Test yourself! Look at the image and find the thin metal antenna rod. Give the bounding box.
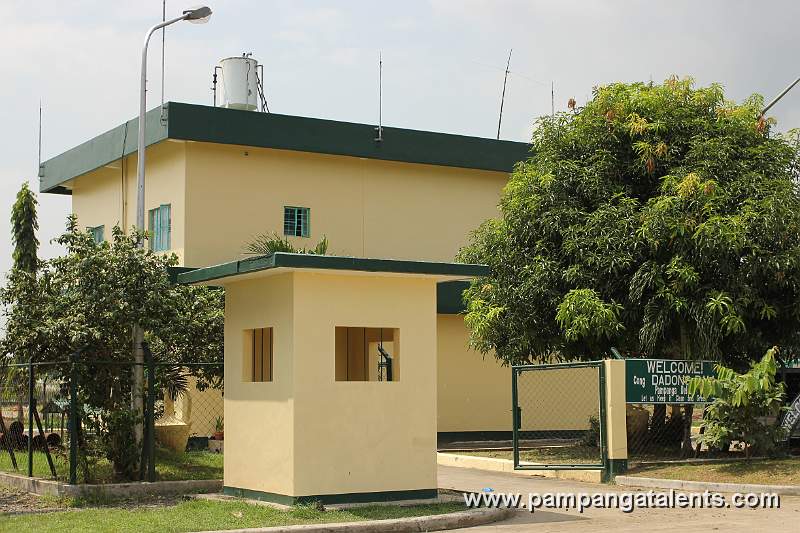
[497,49,512,139]
[37,100,42,170]
[375,51,383,142]
[551,81,554,117]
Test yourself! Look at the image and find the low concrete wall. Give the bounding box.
[616,475,800,496]
[437,453,602,483]
[0,471,221,498]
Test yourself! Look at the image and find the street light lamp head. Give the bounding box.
[183,6,212,24]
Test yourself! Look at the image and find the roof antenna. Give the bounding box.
[496,49,512,139]
[37,100,42,173]
[374,51,383,143]
[551,81,555,117]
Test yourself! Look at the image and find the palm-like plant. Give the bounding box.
[244,232,329,256]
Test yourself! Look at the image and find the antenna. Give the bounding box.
[37,100,42,171]
[375,51,383,142]
[496,49,512,140]
[551,81,554,117]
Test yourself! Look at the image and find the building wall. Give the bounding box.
[437,315,511,433]
[291,271,437,496]
[69,141,187,262]
[184,142,507,266]
[223,273,295,496]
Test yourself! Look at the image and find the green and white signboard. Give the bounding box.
[625,359,714,404]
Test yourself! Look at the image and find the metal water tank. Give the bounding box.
[217,56,259,111]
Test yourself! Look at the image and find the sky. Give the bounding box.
[0,0,798,275]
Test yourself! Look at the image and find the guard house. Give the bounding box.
[179,253,488,503]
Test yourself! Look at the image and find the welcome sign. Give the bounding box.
[625,359,714,404]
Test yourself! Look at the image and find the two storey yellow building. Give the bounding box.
[39,102,531,441]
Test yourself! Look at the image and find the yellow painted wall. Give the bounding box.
[223,273,295,496]
[184,142,507,266]
[70,141,187,262]
[291,271,437,496]
[436,315,510,432]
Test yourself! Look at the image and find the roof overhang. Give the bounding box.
[39,102,531,194]
[176,252,489,287]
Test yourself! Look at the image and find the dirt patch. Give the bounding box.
[0,484,66,515]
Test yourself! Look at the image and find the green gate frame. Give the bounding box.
[511,361,607,471]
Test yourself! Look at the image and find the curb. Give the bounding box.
[437,452,603,484]
[615,475,800,496]
[0,471,221,498]
[194,507,514,533]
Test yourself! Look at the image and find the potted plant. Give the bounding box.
[213,416,224,441]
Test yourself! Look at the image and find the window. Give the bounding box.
[88,225,104,243]
[335,327,398,382]
[148,204,171,251]
[243,327,273,382]
[283,206,310,238]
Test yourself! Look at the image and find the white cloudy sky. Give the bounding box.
[0,0,798,274]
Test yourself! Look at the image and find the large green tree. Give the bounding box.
[1,218,224,479]
[460,77,800,369]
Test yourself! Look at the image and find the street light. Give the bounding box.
[137,6,212,236]
[133,6,211,476]
[761,75,800,117]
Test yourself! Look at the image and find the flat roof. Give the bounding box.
[39,102,531,194]
[176,253,489,285]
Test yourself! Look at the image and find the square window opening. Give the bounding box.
[283,206,310,238]
[335,327,398,382]
[243,327,274,382]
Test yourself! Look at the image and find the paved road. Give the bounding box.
[438,465,799,532]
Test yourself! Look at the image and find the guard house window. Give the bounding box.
[335,327,398,382]
[284,206,310,238]
[88,225,105,243]
[243,327,273,382]
[148,204,171,252]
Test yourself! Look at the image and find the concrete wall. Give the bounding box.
[223,273,295,497]
[184,142,507,265]
[437,315,510,433]
[291,271,437,496]
[70,141,187,262]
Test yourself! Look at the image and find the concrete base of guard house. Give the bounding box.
[437,452,604,483]
[0,470,221,498]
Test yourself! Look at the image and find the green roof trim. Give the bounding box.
[40,102,531,194]
[176,252,489,285]
[437,280,472,314]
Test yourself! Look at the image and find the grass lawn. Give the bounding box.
[0,499,464,533]
[444,446,602,464]
[627,457,800,485]
[0,447,223,483]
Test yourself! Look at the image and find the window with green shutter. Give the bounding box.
[88,225,104,243]
[148,204,172,252]
[283,206,310,238]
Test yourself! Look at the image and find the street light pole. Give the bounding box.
[761,75,800,117]
[133,6,212,460]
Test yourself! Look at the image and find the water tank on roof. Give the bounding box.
[216,55,259,111]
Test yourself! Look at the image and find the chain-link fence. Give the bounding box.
[626,403,703,466]
[512,362,605,469]
[0,355,223,484]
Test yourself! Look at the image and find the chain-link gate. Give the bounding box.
[512,361,606,471]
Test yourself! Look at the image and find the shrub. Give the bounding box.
[581,415,601,447]
[688,347,787,457]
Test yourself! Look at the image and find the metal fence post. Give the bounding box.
[27,359,34,478]
[511,367,520,468]
[69,351,78,485]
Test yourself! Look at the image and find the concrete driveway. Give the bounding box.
[438,465,799,532]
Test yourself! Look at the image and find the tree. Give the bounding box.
[11,182,39,274]
[459,77,800,369]
[0,218,224,480]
